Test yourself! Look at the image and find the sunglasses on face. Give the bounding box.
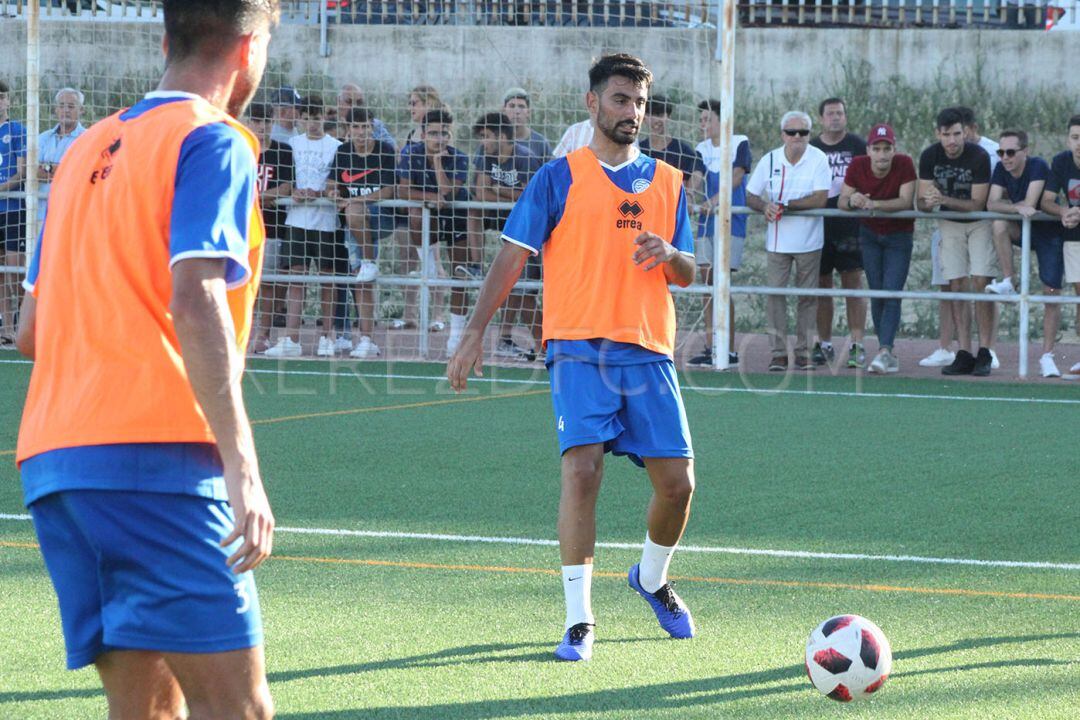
[783,129,811,137]
[996,148,1025,158]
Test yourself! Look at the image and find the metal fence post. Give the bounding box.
[25,0,40,258]
[319,0,330,57]
[1017,216,1031,378]
[419,205,432,360]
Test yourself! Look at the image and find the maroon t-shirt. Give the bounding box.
[843,154,917,235]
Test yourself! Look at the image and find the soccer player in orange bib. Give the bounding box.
[15,2,278,716]
[447,54,698,661]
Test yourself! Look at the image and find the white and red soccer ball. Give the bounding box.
[805,614,892,702]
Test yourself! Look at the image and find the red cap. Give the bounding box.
[867,123,896,146]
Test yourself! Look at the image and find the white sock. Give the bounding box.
[638,533,676,593]
[448,313,467,342]
[820,340,833,350]
[562,564,594,630]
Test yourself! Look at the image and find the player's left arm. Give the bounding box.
[633,186,696,286]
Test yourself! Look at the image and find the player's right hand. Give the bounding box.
[222,462,275,574]
[446,329,484,393]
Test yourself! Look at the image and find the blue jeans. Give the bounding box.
[859,227,913,350]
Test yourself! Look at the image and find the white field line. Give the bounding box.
[1,513,1076,571]
[3,358,1080,405]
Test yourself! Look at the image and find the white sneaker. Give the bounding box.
[868,350,887,374]
[919,348,955,367]
[985,277,1015,295]
[316,336,335,357]
[333,335,354,353]
[1040,352,1061,378]
[356,261,379,283]
[990,349,1000,370]
[349,335,380,359]
[265,337,302,358]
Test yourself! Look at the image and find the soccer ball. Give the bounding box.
[805,614,892,702]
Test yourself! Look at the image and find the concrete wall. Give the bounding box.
[1,22,1075,102]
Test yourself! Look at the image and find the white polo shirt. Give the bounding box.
[746,144,832,253]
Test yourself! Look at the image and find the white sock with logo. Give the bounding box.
[638,533,676,593]
[562,564,594,630]
[448,313,467,343]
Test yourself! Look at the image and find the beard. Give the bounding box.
[597,113,639,146]
[226,68,260,119]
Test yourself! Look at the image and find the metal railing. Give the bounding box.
[4,0,1077,28]
[7,190,1073,377]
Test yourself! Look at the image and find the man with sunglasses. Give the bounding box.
[984,131,1061,377]
[746,111,831,371]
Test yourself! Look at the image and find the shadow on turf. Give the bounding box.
[269,638,662,682]
[274,632,1079,719]
[4,633,1073,709]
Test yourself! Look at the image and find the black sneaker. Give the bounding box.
[942,349,976,375]
[728,351,739,365]
[768,356,788,372]
[688,348,713,367]
[972,347,993,376]
[811,342,834,366]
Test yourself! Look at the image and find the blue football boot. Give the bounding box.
[628,563,696,639]
[554,622,595,661]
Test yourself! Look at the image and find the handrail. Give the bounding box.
[3,196,1076,377]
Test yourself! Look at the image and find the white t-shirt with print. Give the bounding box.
[286,134,341,232]
[746,145,832,253]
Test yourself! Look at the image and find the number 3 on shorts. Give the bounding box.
[234,581,252,614]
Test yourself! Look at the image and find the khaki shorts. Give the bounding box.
[938,219,997,281]
[930,230,945,286]
[1065,242,1080,284]
[695,233,745,271]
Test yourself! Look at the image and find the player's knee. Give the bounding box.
[187,689,273,720]
[562,453,603,492]
[657,474,694,508]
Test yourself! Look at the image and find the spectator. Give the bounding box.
[270,85,301,143]
[404,84,444,146]
[917,106,995,376]
[838,123,917,374]
[36,87,86,221]
[810,97,868,369]
[956,106,1000,174]
[336,83,396,149]
[745,111,831,371]
[554,119,594,158]
[246,102,295,355]
[922,105,1001,371]
[688,98,751,367]
[0,79,27,347]
[469,111,543,361]
[397,108,471,355]
[398,85,451,331]
[1040,114,1080,377]
[328,106,398,360]
[267,95,344,358]
[503,87,553,162]
[984,129,1060,376]
[640,94,699,184]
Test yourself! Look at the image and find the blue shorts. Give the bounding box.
[29,490,263,670]
[1031,235,1064,290]
[549,358,693,467]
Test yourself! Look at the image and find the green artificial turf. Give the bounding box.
[0,358,1077,718]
